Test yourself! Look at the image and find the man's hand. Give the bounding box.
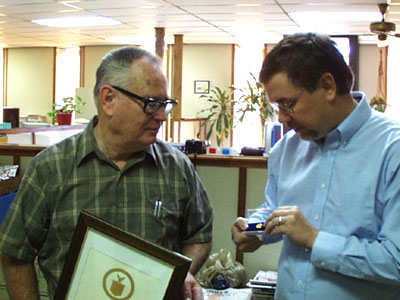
[182,272,203,300]
[231,217,263,252]
[264,206,319,249]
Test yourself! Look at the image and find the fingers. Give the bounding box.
[191,284,203,300]
[182,273,203,300]
[231,217,263,252]
[237,235,263,252]
[266,206,293,222]
[264,207,295,235]
[232,217,248,231]
[264,215,285,235]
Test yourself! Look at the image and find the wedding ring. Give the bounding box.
[278,215,282,225]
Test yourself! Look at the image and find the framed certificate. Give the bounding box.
[194,80,210,94]
[54,211,192,300]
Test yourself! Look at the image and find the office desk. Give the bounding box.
[0,145,269,265]
[0,124,86,165]
[188,154,268,264]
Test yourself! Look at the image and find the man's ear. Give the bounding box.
[320,72,336,102]
[99,85,116,116]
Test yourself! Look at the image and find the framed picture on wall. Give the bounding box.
[194,80,210,94]
[54,211,192,300]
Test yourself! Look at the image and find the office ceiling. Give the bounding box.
[0,0,399,48]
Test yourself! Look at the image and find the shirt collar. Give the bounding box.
[326,92,371,144]
[76,116,99,166]
[76,116,158,167]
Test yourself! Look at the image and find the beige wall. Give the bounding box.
[358,45,380,101]
[197,165,282,280]
[83,45,123,89]
[182,44,233,118]
[6,47,54,118]
[178,44,233,145]
[76,45,124,120]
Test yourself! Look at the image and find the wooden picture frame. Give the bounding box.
[54,211,192,300]
[194,80,210,94]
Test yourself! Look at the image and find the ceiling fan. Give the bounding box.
[370,3,400,41]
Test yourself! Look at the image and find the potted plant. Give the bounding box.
[233,73,276,144]
[47,96,86,125]
[197,86,235,147]
[369,95,387,112]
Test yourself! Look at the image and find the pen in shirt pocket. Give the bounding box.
[153,200,163,218]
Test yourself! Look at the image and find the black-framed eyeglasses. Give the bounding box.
[112,85,178,115]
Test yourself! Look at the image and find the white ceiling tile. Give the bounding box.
[277,0,381,3]
[0,0,393,46]
[0,0,53,4]
[178,4,282,14]
[0,3,65,14]
[73,0,167,10]
[281,4,380,13]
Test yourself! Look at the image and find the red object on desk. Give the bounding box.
[56,113,72,125]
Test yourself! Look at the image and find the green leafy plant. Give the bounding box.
[369,96,387,112]
[47,96,86,123]
[197,86,235,147]
[233,73,275,142]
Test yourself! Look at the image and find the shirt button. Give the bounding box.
[297,280,303,286]
[321,261,326,267]
[304,248,309,252]
[342,141,347,146]
[314,215,319,221]
[320,183,326,189]
[327,151,331,156]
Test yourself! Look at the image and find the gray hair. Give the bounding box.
[93,46,162,108]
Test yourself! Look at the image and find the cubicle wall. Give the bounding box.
[196,165,282,281]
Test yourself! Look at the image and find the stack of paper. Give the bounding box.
[203,287,252,300]
[247,270,277,300]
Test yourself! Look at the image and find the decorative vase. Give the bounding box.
[56,112,72,125]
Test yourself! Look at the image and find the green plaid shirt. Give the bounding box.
[0,117,213,298]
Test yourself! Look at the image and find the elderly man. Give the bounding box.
[0,47,213,300]
[232,33,400,299]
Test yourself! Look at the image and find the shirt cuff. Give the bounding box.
[311,231,346,272]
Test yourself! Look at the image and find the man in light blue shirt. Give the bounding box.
[232,33,400,299]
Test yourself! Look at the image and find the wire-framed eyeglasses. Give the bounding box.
[112,85,178,115]
[271,101,297,115]
[270,90,303,115]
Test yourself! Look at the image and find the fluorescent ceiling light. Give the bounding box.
[32,16,120,28]
[0,43,7,47]
[289,11,381,23]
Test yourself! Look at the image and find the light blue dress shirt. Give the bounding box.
[250,96,400,299]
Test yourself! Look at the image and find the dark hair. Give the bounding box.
[93,46,161,107]
[259,33,353,95]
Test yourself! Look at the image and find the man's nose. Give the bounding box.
[278,109,291,124]
[152,106,168,121]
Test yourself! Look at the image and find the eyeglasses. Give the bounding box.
[270,90,303,115]
[271,101,297,115]
[112,85,178,115]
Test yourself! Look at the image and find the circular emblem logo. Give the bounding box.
[102,268,135,300]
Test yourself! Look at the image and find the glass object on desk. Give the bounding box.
[245,207,272,235]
